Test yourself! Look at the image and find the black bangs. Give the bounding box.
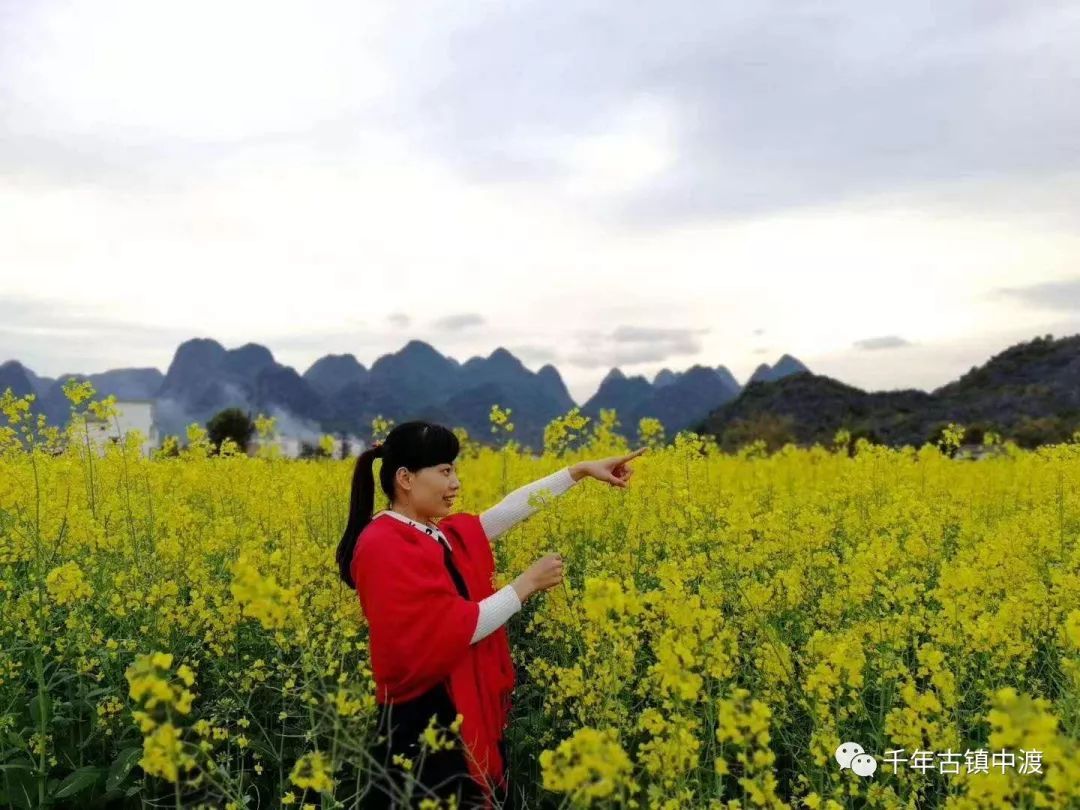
[381,421,459,480]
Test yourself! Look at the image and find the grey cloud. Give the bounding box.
[261,330,376,352]
[388,313,411,328]
[508,344,558,364]
[853,335,913,350]
[991,278,1080,312]
[0,294,191,374]
[0,295,192,345]
[565,324,706,368]
[431,313,484,331]
[5,1,1077,232]
[0,129,276,192]
[387,1,1080,225]
[0,294,173,336]
[610,325,707,346]
[564,344,688,368]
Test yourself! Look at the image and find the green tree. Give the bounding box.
[836,426,882,458]
[206,408,255,455]
[298,440,331,459]
[1011,416,1074,449]
[720,413,796,454]
[926,422,965,458]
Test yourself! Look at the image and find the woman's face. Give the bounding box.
[397,460,460,519]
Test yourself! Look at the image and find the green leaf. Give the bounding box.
[0,764,35,809]
[106,746,142,793]
[53,765,106,798]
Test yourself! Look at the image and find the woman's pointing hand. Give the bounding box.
[571,446,648,489]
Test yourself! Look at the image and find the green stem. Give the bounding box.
[34,649,47,808]
[82,415,97,518]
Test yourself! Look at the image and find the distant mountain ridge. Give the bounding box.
[1,339,806,450]
[699,333,1080,450]
[580,363,745,439]
[7,333,1080,452]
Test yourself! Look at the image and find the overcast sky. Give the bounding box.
[2,0,1079,404]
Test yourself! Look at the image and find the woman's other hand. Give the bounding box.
[512,553,564,602]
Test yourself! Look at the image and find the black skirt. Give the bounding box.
[358,679,509,809]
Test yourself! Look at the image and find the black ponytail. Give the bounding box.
[336,442,383,589]
[337,421,460,588]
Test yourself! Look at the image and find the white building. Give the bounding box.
[82,399,160,458]
[334,435,366,458]
[246,434,366,459]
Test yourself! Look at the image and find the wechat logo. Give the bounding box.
[835,742,878,777]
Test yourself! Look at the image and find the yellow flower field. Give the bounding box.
[1,383,1078,809]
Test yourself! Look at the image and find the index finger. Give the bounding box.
[620,446,648,461]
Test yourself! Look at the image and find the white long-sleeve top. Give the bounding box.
[374,466,579,643]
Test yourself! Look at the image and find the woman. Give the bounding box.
[336,421,646,809]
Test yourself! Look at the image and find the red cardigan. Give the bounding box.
[352,511,516,804]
